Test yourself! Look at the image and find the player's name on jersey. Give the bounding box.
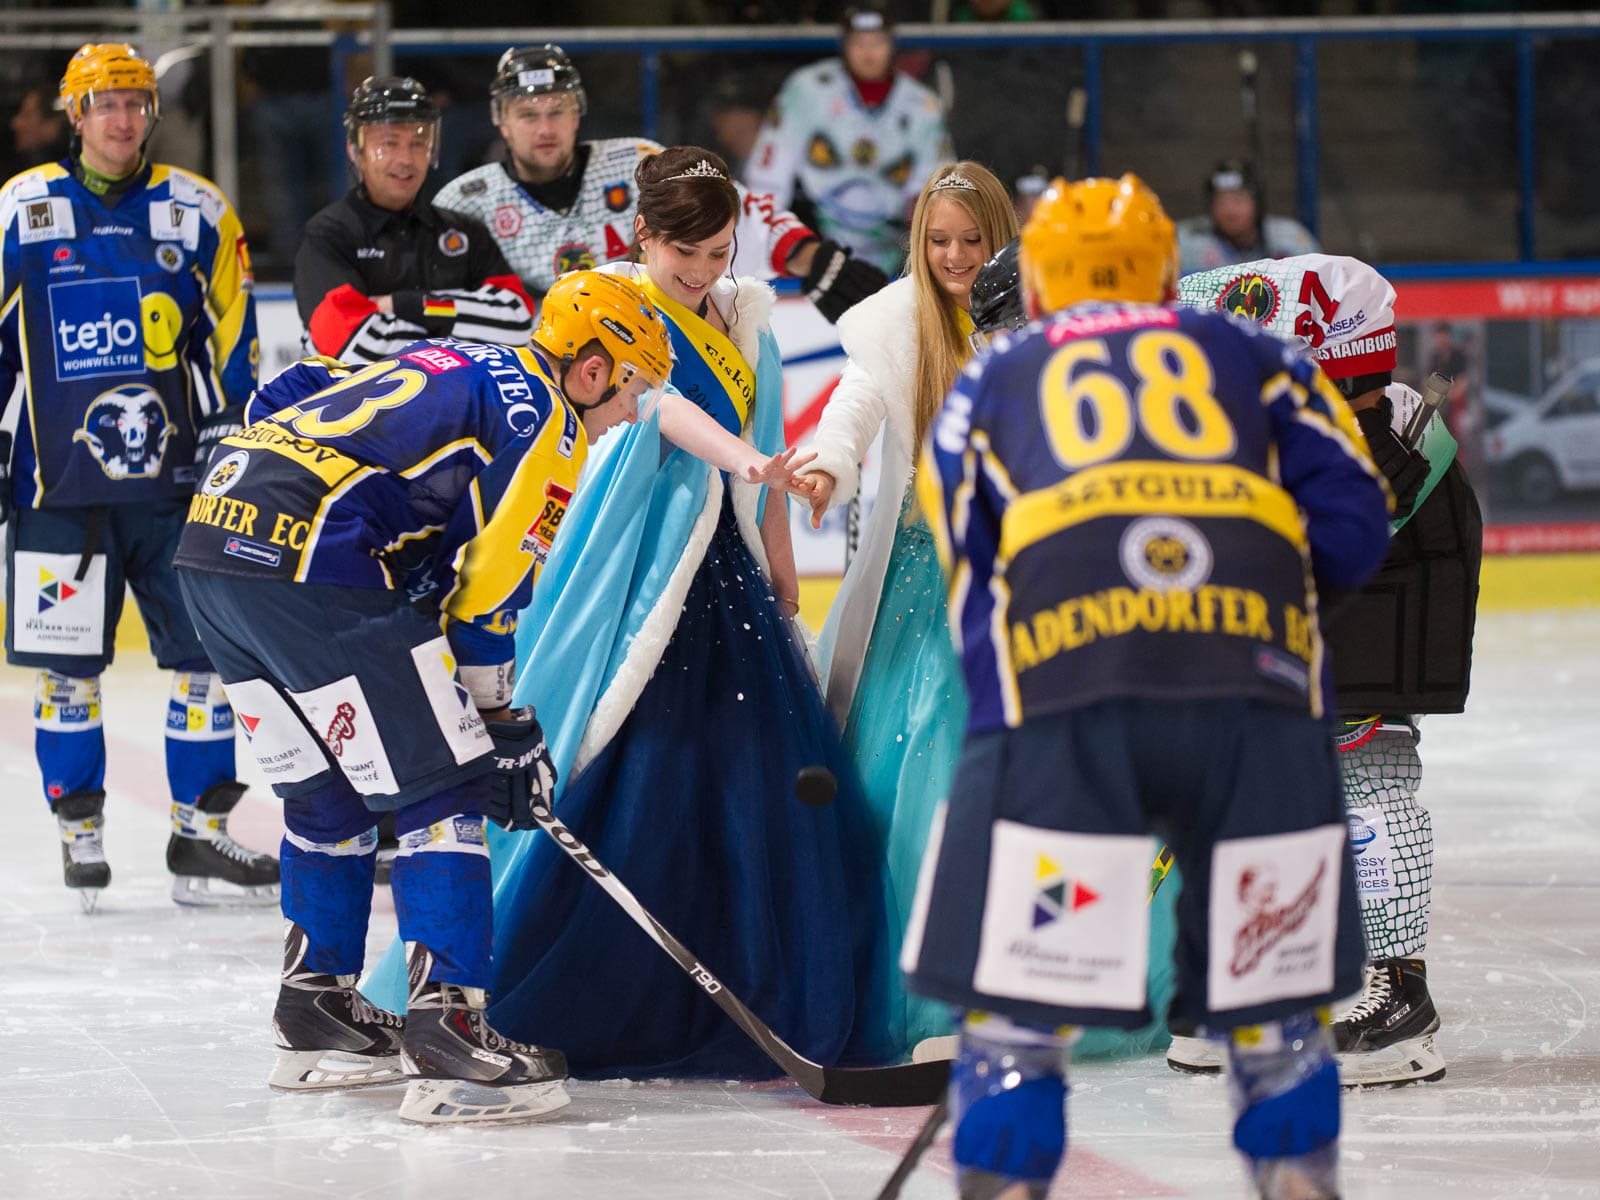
[1008,585,1316,673]
[185,491,310,550]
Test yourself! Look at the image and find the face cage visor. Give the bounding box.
[74,87,158,126]
[614,359,666,422]
[353,120,440,169]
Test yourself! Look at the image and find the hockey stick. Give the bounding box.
[527,796,950,1107]
[1401,371,1452,450]
[873,842,1178,1198]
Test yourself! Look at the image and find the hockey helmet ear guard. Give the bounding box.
[534,271,674,410]
[59,42,159,125]
[1019,174,1178,316]
[344,76,441,168]
[491,44,587,121]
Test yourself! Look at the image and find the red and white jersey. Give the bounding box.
[434,137,815,298]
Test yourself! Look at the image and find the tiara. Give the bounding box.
[931,171,978,192]
[664,159,726,182]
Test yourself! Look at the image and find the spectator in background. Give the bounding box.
[241,46,338,275]
[1176,157,1319,275]
[951,0,1039,18]
[5,83,69,178]
[1427,321,1482,476]
[745,3,951,276]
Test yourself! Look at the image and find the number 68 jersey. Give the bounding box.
[921,303,1393,735]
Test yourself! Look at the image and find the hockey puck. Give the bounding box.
[795,765,837,808]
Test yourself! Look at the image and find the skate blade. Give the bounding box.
[1165,1036,1224,1074]
[1338,1033,1447,1088]
[73,887,106,915]
[911,1035,959,1064]
[397,1077,571,1126]
[269,1049,404,1091]
[171,875,280,908]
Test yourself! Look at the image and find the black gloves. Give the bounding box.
[193,408,245,482]
[1356,399,1430,521]
[799,238,891,324]
[482,708,557,831]
[0,431,11,527]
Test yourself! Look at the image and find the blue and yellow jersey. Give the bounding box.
[0,159,258,507]
[921,303,1393,734]
[172,339,586,673]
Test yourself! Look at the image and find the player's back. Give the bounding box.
[940,303,1387,732]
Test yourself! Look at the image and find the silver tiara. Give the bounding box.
[931,171,978,192]
[664,159,727,182]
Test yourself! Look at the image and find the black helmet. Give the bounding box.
[840,2,893,37]
[1205,157,1261,204]
[491,44,587,119]
[344,75,439,146]
[970,238,1026,337]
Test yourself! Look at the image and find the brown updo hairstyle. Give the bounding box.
[634,145,741,252]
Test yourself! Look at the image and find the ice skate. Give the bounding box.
[56,790,111,913]
[1165,1015,1223,1074]
[167,781,280,907]
[397,943,570,1126]
[1331,957,1445,1086]
[270,923,405,1091]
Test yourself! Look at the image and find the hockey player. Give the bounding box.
[0,43,275,910]
[903,176,1393,1199]
[294,76,535,363]
[1168,254,1483,1086]
[172,271,673,1124]
[745,4,952,277]
[433,44,888,323]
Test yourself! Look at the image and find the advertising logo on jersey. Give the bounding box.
[520,481,573,564]
[1030,853,1100,929]
[223,536,283,568]
[1118,516,1214,592]
[18,196,75,245]
[438,228,469,257]
[149,198,200,251]
[36,569,80,613]
[553,241,597,276]
[1217,272,1281,323]
[493,204,522,237]
[807,134,838,168]
[48,277,143,380]
[603,181,630,213]
[73,384,172,480]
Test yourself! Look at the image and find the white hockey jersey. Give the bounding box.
[434,137,814,298]
[745,59,951,275]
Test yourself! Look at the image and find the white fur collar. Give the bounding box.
[596,262,775,370]
[835,275,917,395]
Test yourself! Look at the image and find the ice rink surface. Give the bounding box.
[1,610,1597,1200]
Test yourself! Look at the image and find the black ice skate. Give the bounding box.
[269,923,405,1091]
[398,942,570,1125]
[56,790,111,913]
[1165,1014,1223,1074]
[166,781,280,907]
[1331,957,1445,1086]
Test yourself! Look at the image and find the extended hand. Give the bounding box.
[801,470,837,529]
[743,446,819,494]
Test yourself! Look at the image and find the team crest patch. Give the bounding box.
[493,205,522,237]
[73,384,172,480]
[883,152,914,187]
[155,244,183,273]
[1217,272,1281,323]
[438,228,469,257]
[603,181,630,212]
[807,134,839,168]
[553,242,597,274]
[851,138,878,166]
[460,177,488,197]
[1118,516,1213,592]
[203,450,249,497]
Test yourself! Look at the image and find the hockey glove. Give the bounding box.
[192,408,245,486]
[1356,399,1430,521]
[0,431,11,528]
[800,238,891,324]
[482,709,557,832]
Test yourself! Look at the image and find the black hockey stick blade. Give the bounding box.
[529,799,949,1107]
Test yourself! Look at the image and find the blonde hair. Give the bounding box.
[908,161,1018,450]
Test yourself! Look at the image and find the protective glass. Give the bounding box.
[356,121,440,168]
[968,329,990,355]
[615,363,666,422]
[79,89,154,124]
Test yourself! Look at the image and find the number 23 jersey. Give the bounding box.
[922,304,1392,734]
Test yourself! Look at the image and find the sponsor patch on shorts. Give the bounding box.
[222,536,282,567]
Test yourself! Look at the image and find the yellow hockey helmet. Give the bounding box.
[1019,174,1178,315]
[534,271,673,397]
[59,43,159,123]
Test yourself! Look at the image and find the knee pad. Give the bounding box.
[1228,1013,1341,1161]
[34,671,103,732]
[282,779,378,847]
[165,672,237,806]
[950,1013,1069,1195]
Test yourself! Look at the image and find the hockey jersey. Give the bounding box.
[922,304,1392,734]
[745,59,951,274]
[172,340,586,675]
[435,138,815,298]
[0,159,257,508]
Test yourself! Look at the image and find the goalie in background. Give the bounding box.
[905,177,1391,1199]
[172,272,672,1125]
[1170,254,1483,1086]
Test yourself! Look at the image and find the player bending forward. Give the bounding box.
[904,177,1392,1199]
[172,272,671,1125]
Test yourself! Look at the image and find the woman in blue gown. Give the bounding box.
[461,147,893,1077]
